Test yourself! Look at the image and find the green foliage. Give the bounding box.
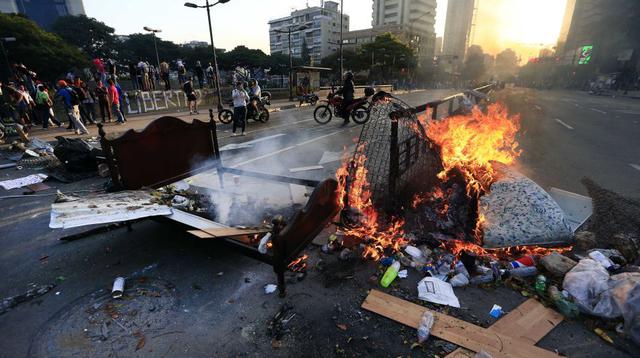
[495,48,519,79]
[462,45,486,81]
[358,33,415,81]
[51,15,116,59]
[0,13,88,81]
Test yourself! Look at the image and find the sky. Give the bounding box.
[84,0,566,60]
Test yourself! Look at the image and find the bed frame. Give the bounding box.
[97,110,340,296]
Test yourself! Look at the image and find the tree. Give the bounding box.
[51,15,117,59]
[495,48,519,80]
[0,13,88,81]
[118,33,181,65]
[300,38,311,66]
[218,45,269,70]
[357,33,415,81]
[462,45,486,82]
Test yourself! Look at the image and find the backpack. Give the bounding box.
[66,87,81,106]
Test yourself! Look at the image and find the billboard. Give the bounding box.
[578,45,593,65]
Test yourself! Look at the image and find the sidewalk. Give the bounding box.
[23,98,310,143]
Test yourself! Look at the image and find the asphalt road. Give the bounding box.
[0,88,636,357]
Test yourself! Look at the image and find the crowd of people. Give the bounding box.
[128,58,217,92]
[0,61,129,136]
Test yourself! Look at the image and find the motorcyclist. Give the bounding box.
[248,79,261,117]
[337,71,354,126]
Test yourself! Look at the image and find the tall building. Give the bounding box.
[371,0,437,62]
[559,0,639,70]
[434,36,443,56]
[441,0,475,66]
[268,1,349,65]
[0,0,85,29]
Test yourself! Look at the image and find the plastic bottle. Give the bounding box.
[470,272,494,285]
[508,266,538,278]
[380,260,400,288]
[417,311,434,343]
[535,275,547,295]
[547,285,580,318]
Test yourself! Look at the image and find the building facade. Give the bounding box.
[0,0,85,29]
[268,1,349,65]
[441,0,474,67]
[371,0,437,62]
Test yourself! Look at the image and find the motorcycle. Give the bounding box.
[313,87,375,125]
[298,92,319,106]
[218,91,271,124]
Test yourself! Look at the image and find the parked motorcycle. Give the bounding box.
[298,92,319,106]
[218,91,271,124]
[313,87,375,125]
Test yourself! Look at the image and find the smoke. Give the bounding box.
[183,121,339,227]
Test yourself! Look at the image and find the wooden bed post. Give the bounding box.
[98,123,123,190]
[271,215,287,297]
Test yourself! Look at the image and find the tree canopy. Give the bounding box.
[51,15,116,59]
[462,45,486,81]
[0,13,88,81]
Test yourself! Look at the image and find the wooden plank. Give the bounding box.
[361,290,558,358]
[200,227,270,238]
[446,299,564,357]
[187,230,215,239]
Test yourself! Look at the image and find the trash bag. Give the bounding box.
[563,258,640,335]
[562,259,616,317]
[53,136,101,172]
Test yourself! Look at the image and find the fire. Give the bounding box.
[287,254,308,272]
[441,239,573,261]
[425,103,521,194]
[335,147,405,260]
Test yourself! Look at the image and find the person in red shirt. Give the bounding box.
[107,79,125,124]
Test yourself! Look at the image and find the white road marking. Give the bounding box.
[630,164,640,172]
[554,118,574,130]
[229,129,344,168]
[589,108,607,114]
[289,165,324,173]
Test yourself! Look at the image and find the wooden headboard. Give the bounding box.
[98,115,221,190]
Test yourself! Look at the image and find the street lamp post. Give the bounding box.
[143,26,162,71]
[184,0,230,112]
[339,0,344,78]
[274,22,312,101]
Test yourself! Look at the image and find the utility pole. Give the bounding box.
[339,0,344,78]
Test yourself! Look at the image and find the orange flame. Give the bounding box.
[424,103,521,195]
[287,254,308,272]
[440,239,572,260]
[335,147,405,260]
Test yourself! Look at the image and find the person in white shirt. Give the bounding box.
[231,81,249,136]
[248,79,261,116]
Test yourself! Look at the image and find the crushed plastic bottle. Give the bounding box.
[547,285,579,318]
[535,275,547,296]
[417,311,434,343]
[380,260,400,288]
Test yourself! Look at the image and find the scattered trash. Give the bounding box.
[0,284,54,315]
[336,323,347,331]
[264,284,278,294]
[588,250,618,271]
[508,266,538,278]
[594,328,614,344]
[55,291,60,295]
[417,311,434,344]
[112,277,125,299]
[450,273,469,287]
[398,269,408,279]
[417,277,460,308]
[258,232,272,254]
[339,248,353,261]
[405,245,425,261]
[509,255,536,269]
[474,351,494,358]
[535,275,547,296]
[540,252,577,277]
[97,163,110,178]
[547,285,579,318]
[0,173,48,190]
[380,260,400,288]
[489,304,503,318]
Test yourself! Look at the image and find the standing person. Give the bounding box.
[205,62,215,88]
[182,77,198,115]
[15,84,34,128]
[94,80,111,123]
[35,84,61,129]
[177,60,186,85]
[231,81,248,136]
[107,79,125,124]
[72,77,94,124]
[115,80,127,122]
[148,64,156,90]
[55,80,89,135]
[136,58,145,90]
[129,62,138,90]
[195,61,205,89]
[159,60,170,90]
[338,71,355,126]
[80,82,97,124]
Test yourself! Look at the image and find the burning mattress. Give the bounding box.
[479,164,572,248]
